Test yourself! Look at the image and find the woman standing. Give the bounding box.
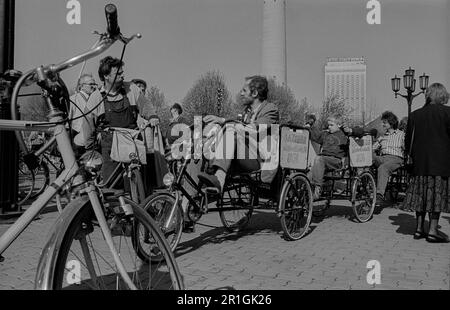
[401,83,450,243]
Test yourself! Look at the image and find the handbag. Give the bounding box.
[110,127,147,164]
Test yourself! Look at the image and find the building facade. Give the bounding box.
[324,57,367,121]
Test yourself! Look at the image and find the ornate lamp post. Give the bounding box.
[391,67,429,117]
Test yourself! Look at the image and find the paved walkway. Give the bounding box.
[1,201,449,290]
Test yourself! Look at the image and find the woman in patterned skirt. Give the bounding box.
[401,83,450,243]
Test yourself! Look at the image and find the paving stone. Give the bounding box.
[1,207,449,290]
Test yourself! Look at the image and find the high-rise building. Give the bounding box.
[324,57,367,121]
[262,0,287,85]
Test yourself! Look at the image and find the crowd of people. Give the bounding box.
[63,55,449,242]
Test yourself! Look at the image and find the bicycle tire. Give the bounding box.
[279,173,313,241]
[17,156,35,206]
[141,191,183,256]
[351,171,376,223]
[30,160,50,199]
[52,198,184,290]
[219,181,254,232]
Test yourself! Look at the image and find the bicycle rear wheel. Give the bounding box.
[52,198,184,290]
[17,156,34,206]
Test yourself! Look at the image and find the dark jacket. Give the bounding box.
[250,101,280,125]
[310,127,347,159]
[309,126,365,159]
[406,104,450,176]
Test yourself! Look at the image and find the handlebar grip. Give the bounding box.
[105,4,120,37]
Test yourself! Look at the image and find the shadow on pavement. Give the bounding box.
[388,213,418,236]
[174,211,283,258]
[311,204,355,225]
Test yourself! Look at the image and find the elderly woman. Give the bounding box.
[401,83,450,243]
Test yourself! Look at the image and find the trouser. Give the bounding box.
[70,129,86,159]
[309,155,343,187]
[373,154,403,195]
[211,123,261,175]
[101,131,120,185]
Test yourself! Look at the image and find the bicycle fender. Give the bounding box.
[34,196,90,290]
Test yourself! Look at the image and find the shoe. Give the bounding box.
[182,221,196,233]
[413,231,427,240]
[426,233,449,243]
[198,172,222,193]
[0,255,4,262]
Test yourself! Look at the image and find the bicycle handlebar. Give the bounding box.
[45,4,128,75]
[10,4,141,153]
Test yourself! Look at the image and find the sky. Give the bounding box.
[14,0,450,120]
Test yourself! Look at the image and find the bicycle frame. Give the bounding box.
[0,23,142,289]
[0,119,79,253]
[0,117,138,289]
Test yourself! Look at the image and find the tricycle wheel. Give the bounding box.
[279,173,313,240]
[218,181,254,232]
[351,171,376,223]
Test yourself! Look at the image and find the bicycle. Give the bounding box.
[0,4,184,290]
[95,126,148,205]
[18,136,66,207]
[141,121,315,255]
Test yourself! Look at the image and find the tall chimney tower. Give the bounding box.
[262,0,287,85]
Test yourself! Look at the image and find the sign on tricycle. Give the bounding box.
[349,136,373,167]
[280,127,310,170]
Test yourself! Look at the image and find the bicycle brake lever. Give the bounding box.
[119,33,142,45]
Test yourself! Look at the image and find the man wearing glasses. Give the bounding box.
[70,73,97,156]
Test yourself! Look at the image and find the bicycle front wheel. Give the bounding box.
[141,192,183,255]
[52,198,184,290]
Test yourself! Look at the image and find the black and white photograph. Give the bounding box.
[0,0,449,293]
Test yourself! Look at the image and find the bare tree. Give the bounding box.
[145,85,171,134]
[317,94,355,129]
[266,79,308,125]
[182,70,232,123]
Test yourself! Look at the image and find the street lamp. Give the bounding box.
[391,67,429,117]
